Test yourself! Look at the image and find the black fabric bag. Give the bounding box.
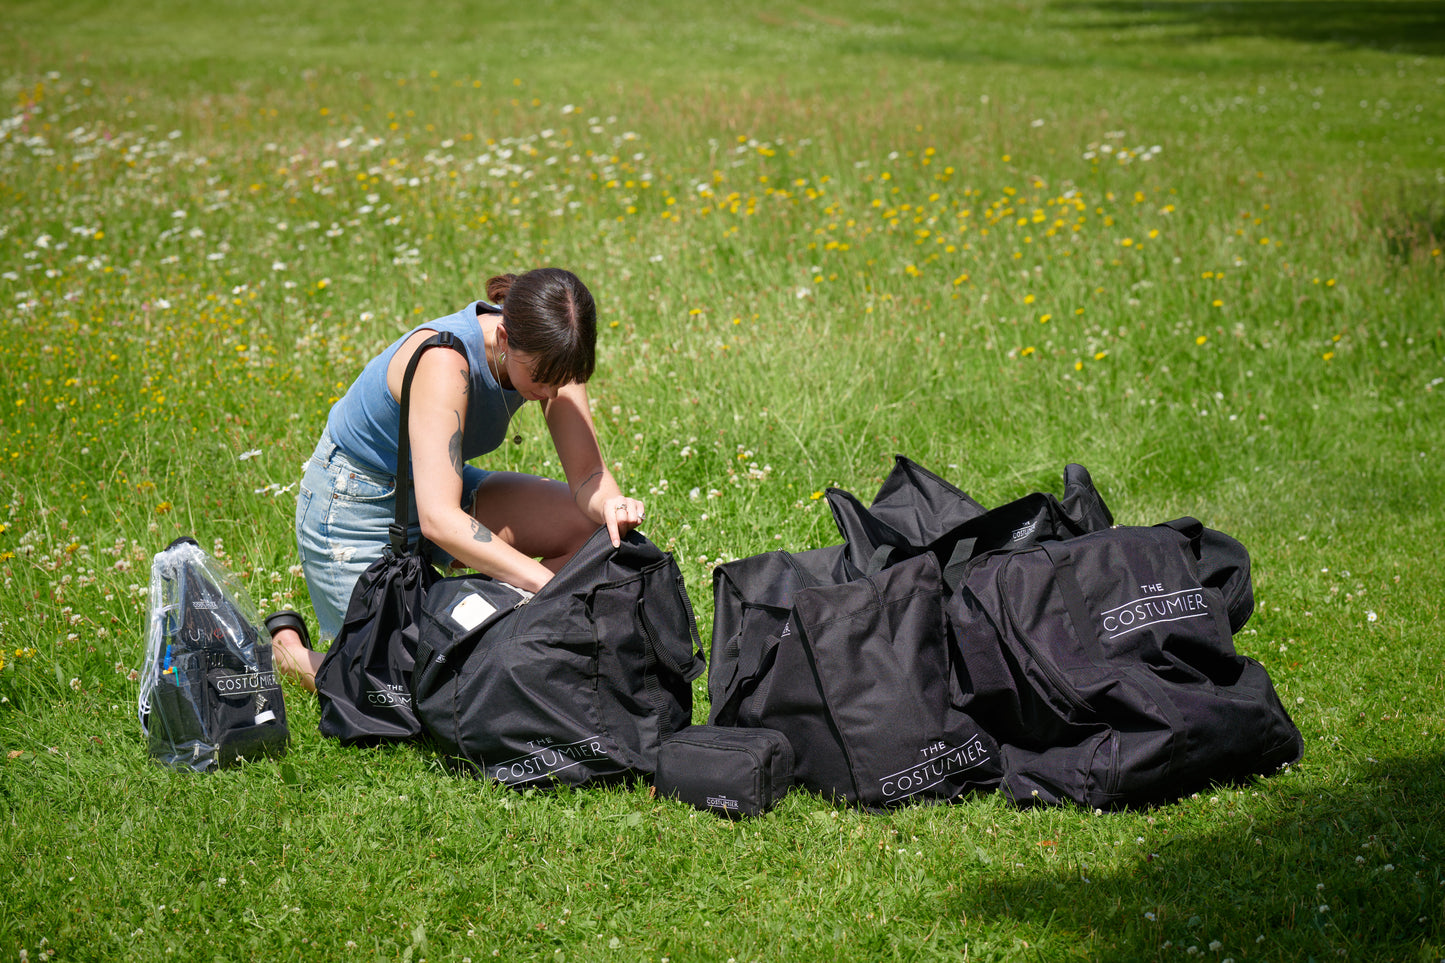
[656,726,794,817]
[709,457,991,720]
[754,552,1001,807]
[314,333,455,746]
[826,456,988,577]
[949,517,1302,808]
[708,459,1006,807]
[707,544,848,726]
[410,526,706,789]
[828,461,1112,582]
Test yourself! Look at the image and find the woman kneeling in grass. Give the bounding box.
[267,268,644,689]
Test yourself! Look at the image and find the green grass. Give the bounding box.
[2,1,1443,960]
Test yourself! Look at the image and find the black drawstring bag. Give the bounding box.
[410,526,706,789]
[313,333,454,746]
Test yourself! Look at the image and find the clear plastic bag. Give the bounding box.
[138,537,288,771]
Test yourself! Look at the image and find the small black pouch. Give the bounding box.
[656,726,794,817]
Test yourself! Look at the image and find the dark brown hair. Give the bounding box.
[485,268,597,385]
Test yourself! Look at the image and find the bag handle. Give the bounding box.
[390,331,462,554]
[1039,540,1104,662]
[635,597,686,743]
[1159,516,1204,552]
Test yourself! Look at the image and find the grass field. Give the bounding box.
[2,1,1443,960]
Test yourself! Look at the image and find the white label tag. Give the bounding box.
[253,710,277,725]
[450,592,498,631]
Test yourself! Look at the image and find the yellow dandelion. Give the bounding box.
[1039,314,1052,324]
[1196,336,1208,345]
[1021,346,1036,357]
[1094,351,1108,361]
[810,491,824,501]
[1323,351,1335,361]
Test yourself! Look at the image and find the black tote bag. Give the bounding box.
[314,333,454,745]
[747,552,1002,807]
[707,545,849,726]
[411,526,706,789]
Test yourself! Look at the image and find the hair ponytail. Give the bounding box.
[485,273,518,304]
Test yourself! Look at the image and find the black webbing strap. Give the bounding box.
[390,331,462,554]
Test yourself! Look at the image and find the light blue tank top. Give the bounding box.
[325,302,525,477]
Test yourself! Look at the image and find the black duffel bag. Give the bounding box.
[410,526,706,789]
[949,517,1301,808]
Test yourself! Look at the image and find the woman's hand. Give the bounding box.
[603,494,646,548]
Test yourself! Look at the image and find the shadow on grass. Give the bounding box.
[967,752,1445,960]
[1054,1,1445,57]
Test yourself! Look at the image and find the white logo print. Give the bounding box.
[1010,520,1039,543]
[366,684,413,709]
[1100,588,1210,640]
[878,735,993,802]
[211,671,277,694]
[490,737,621,785]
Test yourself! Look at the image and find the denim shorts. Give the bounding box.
[294,430,488,642]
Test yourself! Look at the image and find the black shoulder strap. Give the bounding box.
[390,331,462,554]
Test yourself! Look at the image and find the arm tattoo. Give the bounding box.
[469,518,493,544]
[447,411,464,478]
